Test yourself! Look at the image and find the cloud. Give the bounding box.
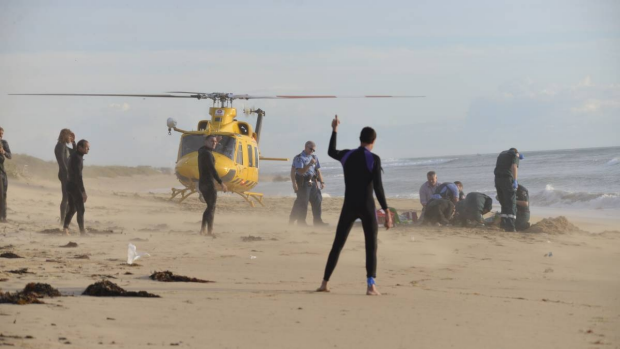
[109,103,130,112]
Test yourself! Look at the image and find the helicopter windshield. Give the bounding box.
[180,134,236,160]
[213,136,236,160]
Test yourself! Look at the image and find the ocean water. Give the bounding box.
[255,146,620,211]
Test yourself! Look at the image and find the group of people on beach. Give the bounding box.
[0,116,529,295]
[417,162,531,232]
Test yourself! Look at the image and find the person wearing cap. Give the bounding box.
[198,135,228,236]
[0,127,11,223]
[289,140,328,226]
[515,184,530,231]
[494,148,523,232]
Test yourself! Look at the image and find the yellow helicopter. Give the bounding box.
[11,91,423,206]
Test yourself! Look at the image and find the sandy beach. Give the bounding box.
[1,174,619,348]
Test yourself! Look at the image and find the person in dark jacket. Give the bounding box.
[63,139,89,235]
[515,184,530,231]
[423,198,455,226]
[453,192,493,227]
[317,115,392,296]
[0,127,12,223]
[494,148,523,232]
[198,135,228,236]
[54,129,76,224]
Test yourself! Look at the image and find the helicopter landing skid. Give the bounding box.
[170,187,197,203]
[235,191,265,207]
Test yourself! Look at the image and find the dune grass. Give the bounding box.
[4,154,171,180]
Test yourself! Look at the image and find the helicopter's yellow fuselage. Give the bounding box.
[173,107,261,194]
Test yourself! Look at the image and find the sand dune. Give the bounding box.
[0,174,619,348]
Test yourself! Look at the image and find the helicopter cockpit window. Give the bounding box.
[180,135,205,158]
[213,136,236,160]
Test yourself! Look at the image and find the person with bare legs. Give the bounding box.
[317,115,392,296]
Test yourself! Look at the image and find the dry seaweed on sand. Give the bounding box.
[59,242,78,248]
[528,216,585,234]
[0,244,15,250]
[38,228,64,235]
[150,271,214,283]
[241,235,263,242]
[0,252,23,259]
[6,268,34,275]
[82,280,160,298]
[0,282,61,305]
[73,254,90,259]
[86,228,116,235]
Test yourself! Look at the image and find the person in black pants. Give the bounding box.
[423,198,455,226]
[54,129,76,224]
[494,148,523,232]
[198,135,228,236]
[63,139,90,235]
[317,115,392,296]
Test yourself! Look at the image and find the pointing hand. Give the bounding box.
[331,114,340,131]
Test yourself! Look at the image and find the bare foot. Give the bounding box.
[63,228,71,236]
[367,284,381,296]
[316,280,330,292]
[199,229,206,236]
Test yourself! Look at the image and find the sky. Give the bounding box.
[0,0,618,167]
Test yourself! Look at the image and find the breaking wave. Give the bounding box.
[382,158,458,168]
[606,158,619,166]
[530,184,620,209]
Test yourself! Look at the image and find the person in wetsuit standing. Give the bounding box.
[0,127,12,223]
[54,129,76,224]
[198,135,228,236]
[63,139,89,235]
[317,115,393,296]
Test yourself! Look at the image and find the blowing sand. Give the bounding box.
[0,174,619,348]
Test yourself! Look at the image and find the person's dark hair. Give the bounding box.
[359,127,376,144]
[509,147,519,153]
[454,181,463,188]
[427,171,436,177]
[77,139,89,149]
[205,135,216,142]
[483,197,493,212]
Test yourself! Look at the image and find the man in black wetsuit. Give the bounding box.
[0,127,12,223]
[63,139,89,235]
[55,129,76,224]
[198,135,228,236]
[317,115,392,296]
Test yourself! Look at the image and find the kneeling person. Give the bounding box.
[453,192,493,226]
[423,198,454,226]
[516,184,530,231]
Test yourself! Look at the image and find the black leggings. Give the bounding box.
[323,204,378,281]
[200,186,217,234]
[59,176,69,223]
[63,184,85,233]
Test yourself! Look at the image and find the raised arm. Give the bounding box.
[328,115,347,161]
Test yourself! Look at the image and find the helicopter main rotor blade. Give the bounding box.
[231,95,425,99]
[9,93,196,98]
